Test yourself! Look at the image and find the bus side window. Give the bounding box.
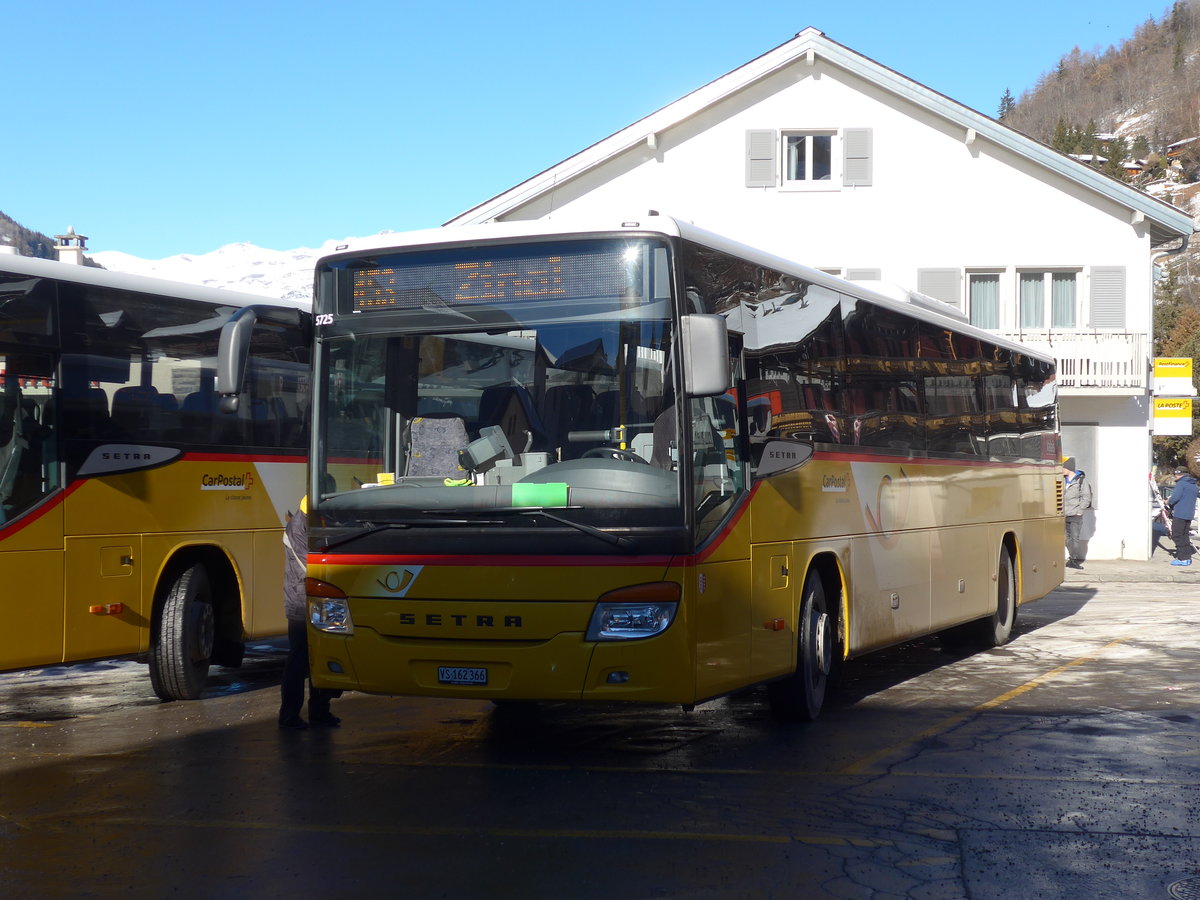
[0,359,58,523]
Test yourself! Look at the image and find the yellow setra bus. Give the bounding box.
[0,254,309,700]
[304,216,1063,719]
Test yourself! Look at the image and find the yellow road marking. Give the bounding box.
[838,635,1138,776]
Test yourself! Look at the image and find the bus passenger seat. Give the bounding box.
[112,385,161,435]
[404,415,469,479]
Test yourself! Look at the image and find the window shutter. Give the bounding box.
[845,268,881,281]
[917,268,961,306]
[746,130,776,187]
[843,128,872,186]
[1089,266,1126,329]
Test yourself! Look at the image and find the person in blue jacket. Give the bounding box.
[1166,467,1198,567]
[1062,456,1094,569]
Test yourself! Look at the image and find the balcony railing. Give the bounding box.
[996,330,1147,392]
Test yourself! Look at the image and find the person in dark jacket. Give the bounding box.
[1167,467,1198,567]
[279,498,340,728]
[1062,456,1095,570]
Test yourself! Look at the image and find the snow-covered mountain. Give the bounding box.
[90,234,396,305]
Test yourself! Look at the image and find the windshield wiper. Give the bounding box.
[518,508,638,553]
[317,517,501,552]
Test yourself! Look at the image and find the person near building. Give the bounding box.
[1062,456,1094,570]
[1166,466,1198,568]
[279,497,340,729]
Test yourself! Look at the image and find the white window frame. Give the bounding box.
[1017,269,1080,331]
[781,130,840,191]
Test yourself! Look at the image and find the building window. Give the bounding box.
[1019,271,1077,329]
[968,273,1000,329]
[784,132,835,183]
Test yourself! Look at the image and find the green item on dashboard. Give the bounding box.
[511,482,569,508]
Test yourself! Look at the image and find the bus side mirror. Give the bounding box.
[215,307,259,413]
[681,314,730,397]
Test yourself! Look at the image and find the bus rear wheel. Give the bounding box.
[981,546,1017,647]
[941,546,1017,651]
[149,563,215,701]
[768,570,833,721]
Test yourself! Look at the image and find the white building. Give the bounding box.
[448,27,1197,561]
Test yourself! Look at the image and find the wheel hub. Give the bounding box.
[189,601,215,662]
[813,611,831,676]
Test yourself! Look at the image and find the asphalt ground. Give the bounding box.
[1,574,1197,898]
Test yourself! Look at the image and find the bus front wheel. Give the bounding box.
[768,570,833,721]
[149,563,215,701]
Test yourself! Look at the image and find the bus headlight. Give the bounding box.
[310,598,354,634]
[307,577,354,634]
[586,583,680,641]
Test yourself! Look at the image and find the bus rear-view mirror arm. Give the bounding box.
[681,314,730,397]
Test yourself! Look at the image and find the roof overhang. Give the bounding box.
[448,27,1196,246]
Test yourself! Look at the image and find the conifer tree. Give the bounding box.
[998,89,1016,120]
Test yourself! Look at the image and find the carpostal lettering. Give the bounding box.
[822,473,849,492]
[398,612,523,628]
[200,472,255,491]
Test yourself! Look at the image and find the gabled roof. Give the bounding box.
[448,27,1196,245]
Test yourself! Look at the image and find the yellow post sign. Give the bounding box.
[1153,357,1196,396]
[1153,397,1194,436]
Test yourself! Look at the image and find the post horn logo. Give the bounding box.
[378,567,424,596]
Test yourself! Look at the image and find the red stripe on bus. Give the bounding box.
[184,451,304,463]
[311,552,678,568]
[0,480,85,540]
[309,455,1051,568]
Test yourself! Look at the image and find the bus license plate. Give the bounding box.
[438,666,487,685]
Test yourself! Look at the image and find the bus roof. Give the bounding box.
[0,253,310,313]
[317,214,1054,365]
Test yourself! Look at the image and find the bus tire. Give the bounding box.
[982,546,1017,647]
[149,563,215,701]
[942,546,1017,651]
[768,569,833,721]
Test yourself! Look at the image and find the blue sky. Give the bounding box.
[2,0,1174,259]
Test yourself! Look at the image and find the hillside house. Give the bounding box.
[448,27,1197,561]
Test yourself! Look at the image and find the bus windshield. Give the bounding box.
[314,238,686,529]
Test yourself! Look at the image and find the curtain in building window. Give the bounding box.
[786,136,805,181]
[1051,273,1076,328]
[969,274,999,329]
[1020,273,1044,329]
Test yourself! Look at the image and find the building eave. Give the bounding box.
[446,27,1196,245]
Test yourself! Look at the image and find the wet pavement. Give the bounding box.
[1,581,1198,899]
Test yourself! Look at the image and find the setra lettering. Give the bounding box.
[393,610,523,629]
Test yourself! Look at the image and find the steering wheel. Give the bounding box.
[582,447,649,464]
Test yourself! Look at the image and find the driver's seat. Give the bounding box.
[404,415,469,479]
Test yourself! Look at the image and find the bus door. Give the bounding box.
[691,328,759,697]
[57,348,147,661]
[0,347,66,667]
